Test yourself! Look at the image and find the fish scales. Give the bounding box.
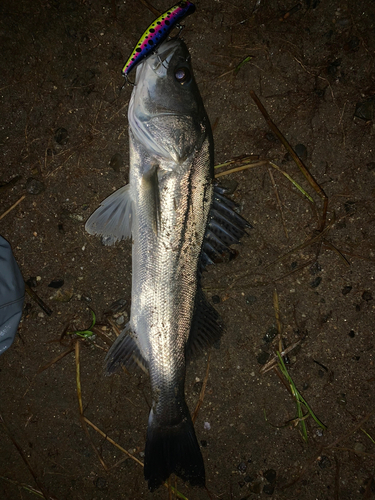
[85,37,250,491]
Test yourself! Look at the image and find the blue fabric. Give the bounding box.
[0,236,24,355]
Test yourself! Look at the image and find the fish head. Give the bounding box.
[128,38,209,166]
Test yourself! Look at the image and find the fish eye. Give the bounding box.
[175,67,191,84]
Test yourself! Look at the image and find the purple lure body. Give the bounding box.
[122,1,195,79]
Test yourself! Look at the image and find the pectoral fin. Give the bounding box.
[85,184,133,245]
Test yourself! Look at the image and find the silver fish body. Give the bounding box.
[85,38,250,490]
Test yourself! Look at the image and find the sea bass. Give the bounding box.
[85,38,249,490]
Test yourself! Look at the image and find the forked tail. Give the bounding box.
[144,408,205,491]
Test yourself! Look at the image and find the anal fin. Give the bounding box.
[187,286,223,359]
[104,323,147,375]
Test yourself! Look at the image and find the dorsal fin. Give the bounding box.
[199,186,251,272]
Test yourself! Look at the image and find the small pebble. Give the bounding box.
[327,58,341,76]
[354,98,375,121]
[337,393,347,406]
[105,298,127,314]
[353,442,366,453]
[204,422,211,431]
[344,36,360,52]
[69,214,84,222]
[237,462,247,473]
[25,178,45,195]
[95,477,108,491]
[257,351,270,365]
[244,475,253,483]
[54,127,69,145]
[349,330,355,338]
[263,469,277,484]
[212,295,220,304]
[362,291,373,302]
[318,455,331,469]
[48,279,64,289]
[310,276,322,288]
[342,285,352,295]
[218,179,238,195]
[310,261,322,275]
[109,152,124,172]
[193,380,203,394]
[265,132,278,143]
[294,143,307,161]
[344,200,356,213]
[263,484,275,495]
[115,315,125,325]
[245,295,257,305]
[263,326,278,343]
[53,289,74,302]
[26,277,37,288]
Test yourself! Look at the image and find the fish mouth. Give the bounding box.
[135,39,183,85]
[129,39,193,162]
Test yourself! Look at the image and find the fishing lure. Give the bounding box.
[122,0,196,81]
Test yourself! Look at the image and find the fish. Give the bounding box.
[85,38,250,490]
[122,0,196,81]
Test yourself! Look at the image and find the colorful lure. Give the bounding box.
[122,0,196,80]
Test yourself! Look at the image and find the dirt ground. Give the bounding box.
[1,0,375,499]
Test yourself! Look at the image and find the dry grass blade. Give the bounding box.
[273,289,283,351]
[37,347,75,373]
[249,90,328,232]
[138,0,161,17]
[0,413,53,500]
[268,161,314,202]
[25,282,53,316]
[0,475,50,499]
[269,168,288,238]
[322,239,350,267]
[282,411,375,491]
[215,160,268,178]
[83,416,144,466]
[84,417,188,499]
[192,354,210,424]
[260,341,301,375]
[74,341,108,471]
[0,194,26,220]
[107,317,121,337]
[265,216,335,269]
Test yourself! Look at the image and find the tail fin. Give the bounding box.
[144,410,205,491]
